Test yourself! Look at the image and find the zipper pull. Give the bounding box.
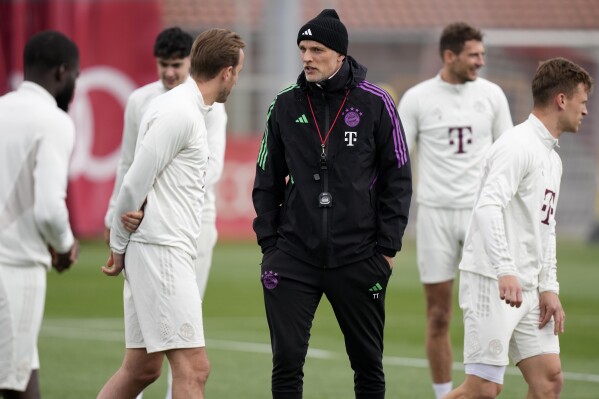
[320,144,327,170]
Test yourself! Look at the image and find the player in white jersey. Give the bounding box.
[104,28,227,399]
[445,58,593,398]
[397,23,513,399]
[0,31,80,398]
[104,27,193,242]
[97,29,245,399]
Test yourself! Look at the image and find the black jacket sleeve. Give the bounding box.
[374,96,412,256]
[252,98,288,253]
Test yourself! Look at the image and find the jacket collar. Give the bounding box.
[297,55,367,94]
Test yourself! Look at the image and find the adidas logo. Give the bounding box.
[301,28,312,36]
[295,114,309,124]
[369,283,383,292]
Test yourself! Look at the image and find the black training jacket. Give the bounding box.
[252,56,412,268]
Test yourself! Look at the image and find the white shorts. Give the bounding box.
[417,205,471,283]
[123,242,205,353]
[195,221,218,298]
[0,264,45,391]
[459,271,560,366]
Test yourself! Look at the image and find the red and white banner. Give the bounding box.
[1,1,261,240]
[215,136,261,240]
[1,0,162,236]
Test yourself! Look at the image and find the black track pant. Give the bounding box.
[260,248,393,399]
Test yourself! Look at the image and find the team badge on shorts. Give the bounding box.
[178,323,195,340]
[488,339,503,356]
[261,270,280,289]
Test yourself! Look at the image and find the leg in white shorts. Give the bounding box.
[123,242,205,353]
[417,205,471,283]
[157,223,218,399]
[459,271,560,382]
[0,264,45,391]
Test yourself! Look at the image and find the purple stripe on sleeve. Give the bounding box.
[359,80,408,165]
[370,173,378,190]
[357,81,408,167]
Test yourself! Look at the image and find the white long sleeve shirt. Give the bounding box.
[398,75,513,208]
[202,101,227,223]
[459,114,561,294]
[104,78,227,227]
[0,82,75,268]
[110,78,211,257]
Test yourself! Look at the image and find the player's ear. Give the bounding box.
[556,92,567,110]
[222,65,233,81]
[55,63,67,83]
[443,49,456,64]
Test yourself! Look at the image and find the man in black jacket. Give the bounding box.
[252,9,412,399]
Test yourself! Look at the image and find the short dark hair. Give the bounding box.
[153,27,194,59]
[532,57,594,107]
[439,22,483,59]
[190,28,245,80]
[24,30,79,74]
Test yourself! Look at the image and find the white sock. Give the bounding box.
[135,393,143,399]
[433,381,453,399]
[165,366,173,399]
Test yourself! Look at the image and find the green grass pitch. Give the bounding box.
[39,239,599,398]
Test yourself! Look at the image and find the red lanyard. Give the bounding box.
[306,90,349,152]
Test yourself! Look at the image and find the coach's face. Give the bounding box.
[299,40,344,83]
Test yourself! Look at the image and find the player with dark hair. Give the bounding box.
[153,27,194,61]
[397,22,513,398]
[0,30,80,399]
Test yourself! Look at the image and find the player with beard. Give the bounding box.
[397,22,513,399]
[103,28,228,399]
[0,30,80,399]
[98,28,245,399]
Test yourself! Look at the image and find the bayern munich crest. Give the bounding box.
[343,107,362,127]
[261,270,280,290]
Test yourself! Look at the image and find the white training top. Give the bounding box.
[0,81,75,268]
[110,78,211,258]
[104,78,227,228]
[459,114,561,294]
[398,75,513,208]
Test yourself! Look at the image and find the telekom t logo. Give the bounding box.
[541,189,556,225]
[345,131,357,146]
[448,126,473,154]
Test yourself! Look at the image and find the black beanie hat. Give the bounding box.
[297,9,348,56]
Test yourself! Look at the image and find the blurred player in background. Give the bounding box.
[104,27,228,399]
[98,28,244,399]
[0,30,80,399]
[446,57,593,399]
[397,22,513,399]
